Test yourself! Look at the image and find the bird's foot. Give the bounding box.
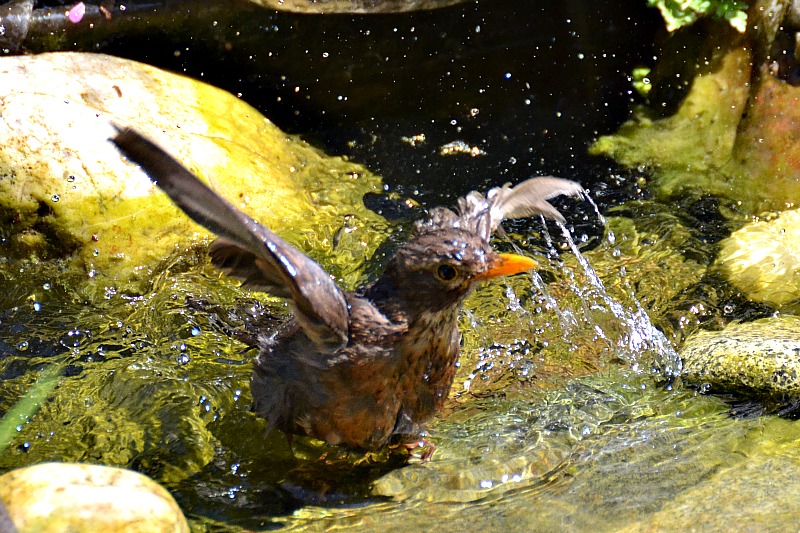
[397,438,437,462]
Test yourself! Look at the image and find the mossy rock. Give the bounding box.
[591,14,800,215]
[0,52,388,297]
[681,316,800,394]
[590,33,753,198]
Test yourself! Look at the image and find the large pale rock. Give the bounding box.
[0,52,386,295]
[0,462,188,532]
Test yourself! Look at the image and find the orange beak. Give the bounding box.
[473,253,539,281]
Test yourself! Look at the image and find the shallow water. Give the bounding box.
[2,0,798,531]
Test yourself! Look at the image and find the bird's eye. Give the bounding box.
[436,264,458,282]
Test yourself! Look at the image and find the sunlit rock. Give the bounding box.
[0,462,189,532]
[0,52,387,296]
[716,209,800,307]
[681,316,800,394]
[591,2,800,215]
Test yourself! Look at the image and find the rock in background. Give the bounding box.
[0,52,388,298]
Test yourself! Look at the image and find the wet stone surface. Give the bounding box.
[681,315,800,395]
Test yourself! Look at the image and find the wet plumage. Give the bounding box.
[112,127,585,458]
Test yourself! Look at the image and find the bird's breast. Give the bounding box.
[396,308,462,422]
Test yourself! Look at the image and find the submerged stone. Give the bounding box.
[681,316,800,394]
[0,462,189,532]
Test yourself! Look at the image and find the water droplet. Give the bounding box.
[42,282,51,290]
[17,341,28,351]
[33,302,41,311]
[51,195,60,202]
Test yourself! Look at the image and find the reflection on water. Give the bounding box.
[278,375,800,532]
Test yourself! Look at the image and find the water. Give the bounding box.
[559,220,682,376]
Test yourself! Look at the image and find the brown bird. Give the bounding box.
[112,127,585,460]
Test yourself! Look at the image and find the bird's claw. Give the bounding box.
[398,438,437,462]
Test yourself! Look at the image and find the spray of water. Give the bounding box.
[508,192,682,379]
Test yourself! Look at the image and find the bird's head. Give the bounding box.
[370,176,586,316]
[379,226,537,313]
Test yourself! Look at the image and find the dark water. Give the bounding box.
[30,0,660,205]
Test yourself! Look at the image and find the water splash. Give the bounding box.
[558,221,681,376]
[507,191,681,378]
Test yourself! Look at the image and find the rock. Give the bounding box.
[0,0,33,54]
[588,23,752,206]
[0,462,188,532]
[591,2,800,215]
[0,52,387,297]
[0,498,16,533]
[716,209,800,307]
[681,316,800,394]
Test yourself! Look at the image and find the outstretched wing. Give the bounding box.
[111,127,349,351]
[488,176,586,224]
[454,176,586,239]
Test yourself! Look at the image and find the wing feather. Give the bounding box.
[112,127,348,350]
